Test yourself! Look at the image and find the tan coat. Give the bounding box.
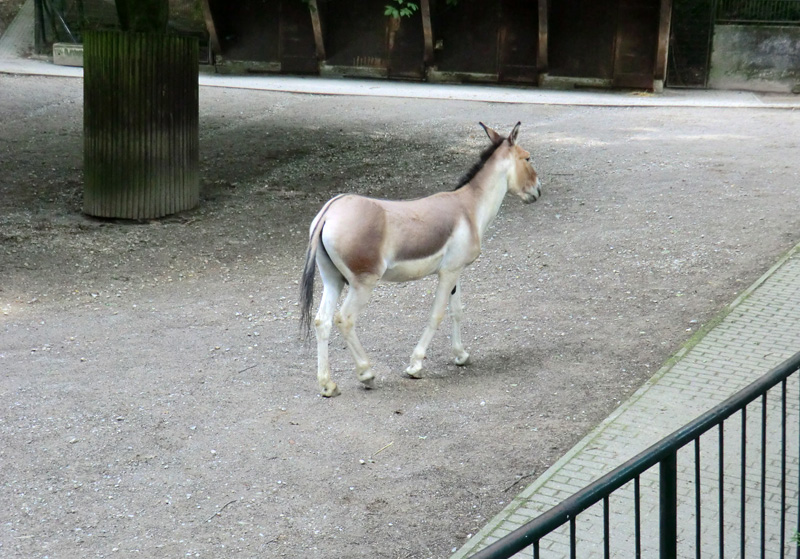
[301,122,541,397]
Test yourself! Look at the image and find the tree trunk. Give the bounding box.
[83,30,199,219]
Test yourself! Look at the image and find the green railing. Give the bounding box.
[467,351,800,559]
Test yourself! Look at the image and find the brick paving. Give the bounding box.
[453,244,800,559]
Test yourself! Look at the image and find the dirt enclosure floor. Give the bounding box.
[2,74,800,558]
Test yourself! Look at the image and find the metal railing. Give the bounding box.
[716,0,800,25]
[468,351,800,559]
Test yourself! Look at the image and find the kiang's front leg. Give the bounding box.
[449,280,470,366]
[406,271,460,378]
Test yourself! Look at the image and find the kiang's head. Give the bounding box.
[481,121,541,204]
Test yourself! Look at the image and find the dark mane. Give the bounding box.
[453,140,503,190]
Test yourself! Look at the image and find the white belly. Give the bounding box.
[381,252,444,282]
[380,218,477,282]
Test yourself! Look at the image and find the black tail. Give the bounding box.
[299,232,318,341]
[299,194,346,341]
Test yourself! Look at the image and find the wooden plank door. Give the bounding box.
[612,0,660,88]
[498,0,539,83]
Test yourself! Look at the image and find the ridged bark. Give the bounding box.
[83,31,199,219]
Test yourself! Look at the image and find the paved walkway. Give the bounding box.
[2,4,800,109]
[3,55,800,109]
[454,243,800,558]
[3,9,800,558]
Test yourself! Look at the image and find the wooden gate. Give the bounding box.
[545,0,668,90]
[320,0,425,79]
[430,0,539,83]
[613,0,662,88]
[197,0,671,89]
[204,0,317,73]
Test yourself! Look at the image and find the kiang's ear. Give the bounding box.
[479,122,504,145]
[508,121,521,145]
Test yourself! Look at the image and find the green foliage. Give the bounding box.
[384,0,419,18]
[296,0,459,18]
[793,531,800,545]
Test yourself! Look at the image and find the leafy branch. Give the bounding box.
[384,0,419,18]
[297,0,459,19]
[384,0,459,19]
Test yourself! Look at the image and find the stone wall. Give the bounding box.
[709,24,800,93]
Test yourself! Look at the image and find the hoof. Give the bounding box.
[320,382,341,398]
[357,367,375,387]
[405,364,423,379]
[454,353,471,366]
[360,377,375,390]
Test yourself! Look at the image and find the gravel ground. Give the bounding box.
[1,74,799,558]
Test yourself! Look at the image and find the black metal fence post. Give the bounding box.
[660,452,678,559]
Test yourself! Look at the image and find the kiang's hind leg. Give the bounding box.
[315,254,345,397]
[449,280,470,366]
[335,277,378,388]
[406,270,461,378]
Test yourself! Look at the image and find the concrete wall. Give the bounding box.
[709,24,800,93]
